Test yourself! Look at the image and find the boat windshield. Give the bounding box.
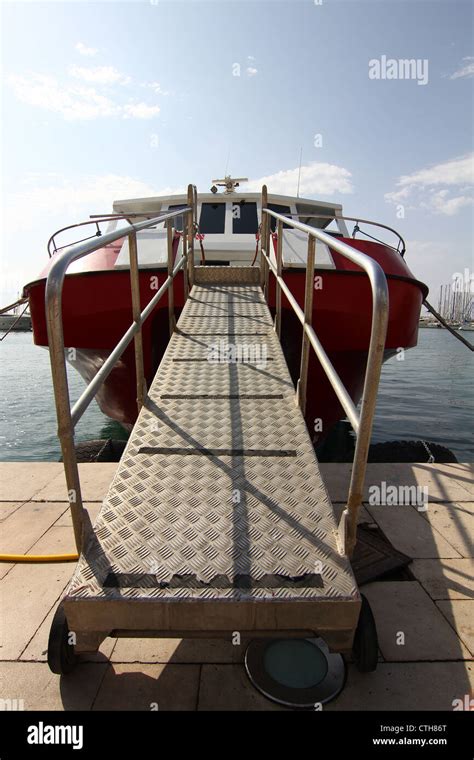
[268,203,292,231]
[167,204,187,232]
[296,203,336,230]
[232,201,258,234]
[199,203,226,233]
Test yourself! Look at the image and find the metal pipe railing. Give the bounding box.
[70,254,185,427]
[274,219,283,338]
[48,211,185,258]
[261,199,389,556]
[297,235,316,415]
[187,185,196,287]
[45,197,194,553]
[279,213,406,256]
[260,185,270,294]
[262,246,360,432]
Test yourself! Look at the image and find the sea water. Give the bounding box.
[0,329,472,462]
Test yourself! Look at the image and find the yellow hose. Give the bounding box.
[0,553,79,563]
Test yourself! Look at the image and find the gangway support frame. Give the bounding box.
[61,267,360,657]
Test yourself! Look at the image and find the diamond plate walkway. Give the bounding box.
[64,268,359,653]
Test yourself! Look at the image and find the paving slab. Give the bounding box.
[23,525,77,557]
[366,504,462,559]
[14,525,95,660]
[0,463,63,502]
[421,502,474,558]
[0,661,107,710]
[436,601,474,657]
[0,561,74,660]
[394,463,473,501]
[33,463,118,502]
[92,663,200,711]
[0,502,70,556]
[363,581,471,661]
[320,463,473,504]
[411,559,474,601]
[318,464,352,503]
[111,636,245,664]
[423,463,473,500]
[0,461,472,712]
[325,661,474,711]
[198,664,286,710]
[54,503,105,529]
[21,596,115,664]
[0,502,25,522]
[0,562,14,581]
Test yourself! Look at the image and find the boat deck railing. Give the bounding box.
[285,213,406,256]
[47,213,165,258]
[48,206,405,260]
[45,182,388,558]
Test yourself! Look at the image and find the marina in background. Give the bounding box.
[420,280,473,330]
[0,299,31,333]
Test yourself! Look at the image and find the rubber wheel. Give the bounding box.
[352,594,378,672]
[47,604,77,675]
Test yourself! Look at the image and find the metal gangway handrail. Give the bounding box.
[45,180,388,560]
[259,185,389,556]
[45,185,197,552]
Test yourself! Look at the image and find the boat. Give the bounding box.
[0,299,32,333]
[0,312,32,332]
[23,176,428,438]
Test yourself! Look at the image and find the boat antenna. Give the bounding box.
[296,146,303,198]
[224,147,231,178]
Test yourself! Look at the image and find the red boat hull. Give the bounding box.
[24,238,427,438]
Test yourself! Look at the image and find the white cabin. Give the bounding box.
[112,188,348,271]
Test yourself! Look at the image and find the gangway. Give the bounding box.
[45,185,388,698]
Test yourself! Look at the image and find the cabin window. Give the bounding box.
[167,204,187,232]
[268,203,292,231]
[232,201,259,234]
[199,203,226,234]
[296,203,335,230]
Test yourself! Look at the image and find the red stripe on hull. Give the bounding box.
[24,238,426,436]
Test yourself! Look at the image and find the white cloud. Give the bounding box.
[7,72,159,121]
[246,67,258,77]
[2,174,183,293]
[246,162,353,196]
[141,81,169,95]
[5,174,181,232]
[122,102,160,119]
[7,73,119,120]
[385,154,474,215]
[69,64,131,86]
[449,56,474,80]
[75,42,98,57]
[396,155,473,188]
[421,190,473,216]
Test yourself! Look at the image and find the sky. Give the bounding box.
[0,0,473,306]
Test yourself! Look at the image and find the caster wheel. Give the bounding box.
[352,594,378,672]
[47,604,77,675]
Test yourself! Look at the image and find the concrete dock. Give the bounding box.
[0,461,472,711]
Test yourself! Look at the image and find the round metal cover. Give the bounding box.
[244,637,346,708]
